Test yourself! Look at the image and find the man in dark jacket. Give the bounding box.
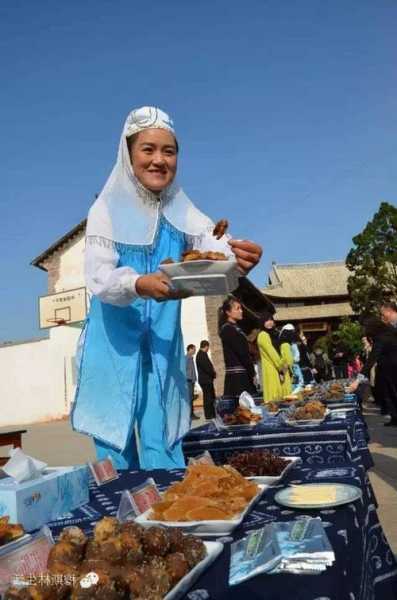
[196,340,217,420]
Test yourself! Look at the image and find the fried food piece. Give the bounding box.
[125,559,171,599]
[213,219,229,239]
[223,406,261,425]
[142,526,171,556]
[71,569,126,600]
[167,527,185,552]
[181,250,202,262]
[160,257,175,264]
[228,449,288,477]
[165,552,189,585]
[47,541,84,572]
[120,529,144,564]
[181,536,206,568]
[186,506,229,520]
[0,517,25,546]
[59,527,87,549]
[93,517,120,544]
[202,251,227,261]
[292,400,326,420]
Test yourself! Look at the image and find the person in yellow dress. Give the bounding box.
[279,327,294,397]
[257,313,287,402]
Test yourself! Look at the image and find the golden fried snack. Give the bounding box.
[181,250,203,262]
[71,569,126,600]
[93,517,120,544]
[149,463,259,522]
[160,257,175,264]
[0,516,25,546]
[213,219,229,239]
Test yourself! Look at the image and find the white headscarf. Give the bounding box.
[86,106,213,246]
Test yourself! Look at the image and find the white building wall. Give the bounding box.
[0,339,65,426]
[0,234,209,427]
[181,296,209,350]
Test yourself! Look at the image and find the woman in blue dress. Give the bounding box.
[72,106,262,470]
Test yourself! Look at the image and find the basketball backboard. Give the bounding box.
[39,287,87,329]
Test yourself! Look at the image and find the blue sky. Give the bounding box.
[1,0,396,342]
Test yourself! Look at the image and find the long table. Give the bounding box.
[48,463,397,600]
[182,411,374,471]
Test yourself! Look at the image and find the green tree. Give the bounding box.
[334,318,363,360]
[346,202,397,315]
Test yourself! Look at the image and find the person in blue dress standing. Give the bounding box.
[72,106,262,470]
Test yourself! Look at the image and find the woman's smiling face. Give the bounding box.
[129,128,178,193]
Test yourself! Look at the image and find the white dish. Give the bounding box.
[135,484,266,537]
[159,260,240,297]
[165,541,223,600]
[247,456,301,485]
[275,483,362,509]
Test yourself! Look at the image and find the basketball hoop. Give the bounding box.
[46,318,68,326]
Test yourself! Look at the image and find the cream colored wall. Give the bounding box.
[0,235,210,427]
[55,236,85,292]
[181,296,209,351]
[0,339,66,426]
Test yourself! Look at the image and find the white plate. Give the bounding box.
[165,541,223,600]
[247,456,301,485]
[135,484,266,537]
[275,483,362,509]
[159,260,240,297]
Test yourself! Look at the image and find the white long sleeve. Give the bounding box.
[85,239,140,306]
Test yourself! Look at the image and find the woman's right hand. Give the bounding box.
[136,272,189,301]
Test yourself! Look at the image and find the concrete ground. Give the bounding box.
[1,401,396,552]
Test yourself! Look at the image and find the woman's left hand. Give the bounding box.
[228,239,262,274]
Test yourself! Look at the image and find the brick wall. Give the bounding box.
[205,295,226,397]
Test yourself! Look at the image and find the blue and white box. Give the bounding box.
[0,466,89,531]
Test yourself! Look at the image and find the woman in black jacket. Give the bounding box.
[360,318,397,426]
[219,298,257,398]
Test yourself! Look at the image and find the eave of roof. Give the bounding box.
[274,301,354,321]
[31,219,87,271]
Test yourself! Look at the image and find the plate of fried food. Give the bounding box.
[135,463,264,536]
[284,401,329,426]
[4,518,223,600]
[227,450,301,485]
[159,220,240,296]
[265,401,281,415]
[216,406,262,430]
[0,516,26,548]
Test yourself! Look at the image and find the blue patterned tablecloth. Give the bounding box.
[182,411,373,471]
[47,464,397,600]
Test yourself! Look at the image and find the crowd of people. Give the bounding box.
[187,299,397,428]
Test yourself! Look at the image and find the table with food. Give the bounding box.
[0,381,396,599]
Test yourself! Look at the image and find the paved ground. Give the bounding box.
[1,401,396,552]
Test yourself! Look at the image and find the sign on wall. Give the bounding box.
[38,287,87,329]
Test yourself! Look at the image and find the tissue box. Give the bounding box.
[0,466,89,531]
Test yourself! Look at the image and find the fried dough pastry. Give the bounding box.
[213,219,229,239]
[292,400,326,420]
[150,463,259,522]
[0,516,25,546]
[223,406,262,425]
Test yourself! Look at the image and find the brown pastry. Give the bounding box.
[181,536,206,568]
[142,526,171,557]
[0,516,25,546]
[167,527,185,552]
[71,570,126,600]
[160,257,175,264]
[181,250,202,262]
[93,517,120,544]
[164,552,189,585]
[213,219,229,239]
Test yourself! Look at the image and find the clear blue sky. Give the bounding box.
[1,0,396,342]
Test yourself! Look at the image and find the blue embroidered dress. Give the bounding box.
[72,216,194,470]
